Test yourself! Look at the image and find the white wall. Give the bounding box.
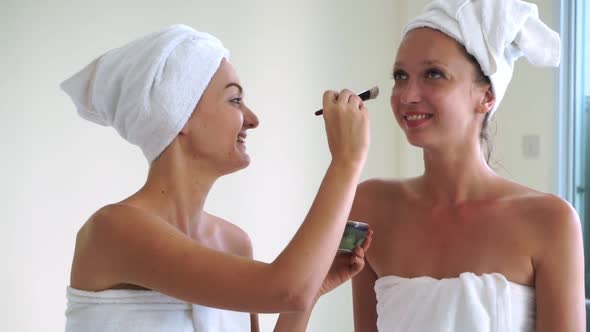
[2,0,561,331]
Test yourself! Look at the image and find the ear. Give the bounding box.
[478,85,495,114]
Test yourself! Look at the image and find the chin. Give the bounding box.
[239,153,251,167]
[405,132,441,150]
[238,158,251,170]
[404,132,427,147]
[407,140,425,148]
[224,156,251,175]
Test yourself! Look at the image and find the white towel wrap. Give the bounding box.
[374,272,535,331]
[61,24,230,163]
[65,286,250,332]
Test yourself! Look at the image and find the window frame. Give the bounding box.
[557,0,589,311]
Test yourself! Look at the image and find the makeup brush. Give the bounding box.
[315,86,379,116]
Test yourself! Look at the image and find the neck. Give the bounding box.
[420,141,496,205]
[132,143,221,234]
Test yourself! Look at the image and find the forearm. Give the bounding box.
[271,161,362,303]
[250,314,260,332]
[274,298,318,332]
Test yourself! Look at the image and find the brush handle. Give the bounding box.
[315,89,373,116]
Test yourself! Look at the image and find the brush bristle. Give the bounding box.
[369,86,380,100]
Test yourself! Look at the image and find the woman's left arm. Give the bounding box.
[534,196,585,332]
[250,314,259,332]
[273,299,316,332]
[230,226,260,332]
[273,233,372,332]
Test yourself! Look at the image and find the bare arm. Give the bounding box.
[273,299,317,332]
[250,314,259,332]
[82,161,363,313]
[352,259,379,331]
[350,180,380,331]
[273,232,373,331]
[76,89,370,314]
[238,231,260,332]
[534,197,585,331]
[266,89,371,309]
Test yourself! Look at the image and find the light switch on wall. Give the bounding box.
[522,134,540,159]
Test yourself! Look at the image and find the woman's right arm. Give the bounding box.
[78,89,370,314]
[533,196,585,331]
[352,261,379,331]
[350,179,379,331]
[266,88,370,310]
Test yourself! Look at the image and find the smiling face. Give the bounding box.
[391,28,493,150]
[180,58,259,175]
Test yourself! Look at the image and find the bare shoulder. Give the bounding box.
[205,214,253,259]
[510,189,580,230]
[71,203,167,289]
[505,188,582,257]
[81,203,162,240]
[77,203,151,249]
[356,177,413,201]
[351,177,415,223]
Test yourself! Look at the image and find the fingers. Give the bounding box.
[322,90,338,108]
[361,230,373,251]
[351,229,373,260]
[349,229,373,272]
[349,249,365,273]
[321,88,370,167]
[336,89,362,110]
[322,89,363,114]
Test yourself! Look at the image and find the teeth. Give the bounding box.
[237,138,245,143]
[406,114,430,121]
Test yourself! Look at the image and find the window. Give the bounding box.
[573,0,589,305]
[580,4,590,320]
[559,0,589,323]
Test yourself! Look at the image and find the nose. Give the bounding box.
[243,106,259,129]
[398,79,421,105]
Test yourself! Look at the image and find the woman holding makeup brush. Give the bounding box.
[61,24,372,332]
[350,0,584,331]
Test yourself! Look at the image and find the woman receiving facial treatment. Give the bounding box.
[350,0,585,331]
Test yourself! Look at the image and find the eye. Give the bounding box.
[392,70,408,81]
[425,68,444,79]
[230,97,243,105]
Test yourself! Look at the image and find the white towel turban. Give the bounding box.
[402,0,561,117]
[61,24,230,163]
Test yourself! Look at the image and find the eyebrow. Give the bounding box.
[225,83,243,94]
[394,60,449,68]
